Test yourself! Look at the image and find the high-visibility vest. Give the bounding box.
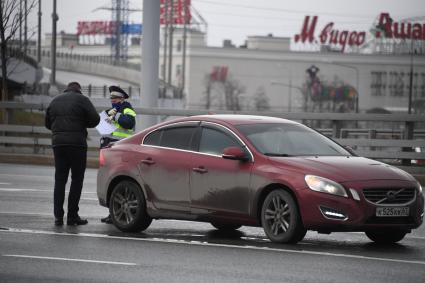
[111,107,136,139]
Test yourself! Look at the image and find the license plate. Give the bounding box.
[376,207,409,217]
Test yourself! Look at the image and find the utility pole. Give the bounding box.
[408,39,414,114]
[167,0,174,86]
[19,1,22,51]
[50,0,58,87]
[24,0,28,54]
[37,0,42,63]
[181,0,188,97]
[140,0,160,129]
[162,0,169,81]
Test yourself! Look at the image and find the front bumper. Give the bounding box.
[298,180,424,232]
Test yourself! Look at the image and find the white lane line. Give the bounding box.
[1,227,425,266]
[0,188,97,194]
[2,254,137,266]
[0,182,11,185]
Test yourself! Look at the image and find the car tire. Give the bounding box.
[365,229,407,244]
[261,189,306,244]
[210,222,242,231]
[109,180,152,232]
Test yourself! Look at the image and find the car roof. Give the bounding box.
[167,114,299,126]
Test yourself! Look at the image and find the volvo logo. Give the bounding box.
[386,190,401,201]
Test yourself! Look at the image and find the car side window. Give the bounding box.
[143,130,162,146]
[199,127,241,155]
[160,126,196,150]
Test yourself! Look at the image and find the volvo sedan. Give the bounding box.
[97,115,424,244]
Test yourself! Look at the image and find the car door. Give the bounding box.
[190,122,253,218]
[137,122,198,213]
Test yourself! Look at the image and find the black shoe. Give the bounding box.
[67,216,88,226]
[55,218,63,226]
[101,215,113,224]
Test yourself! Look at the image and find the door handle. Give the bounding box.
[192,166,208,174]
[141,157,155,165]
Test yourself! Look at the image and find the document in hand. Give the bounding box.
[96,111,118,135]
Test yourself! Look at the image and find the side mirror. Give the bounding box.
[343,145,358,156]
[222,147,248,161]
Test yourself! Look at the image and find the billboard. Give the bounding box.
[160,0,191,25]
[77,21,142,35]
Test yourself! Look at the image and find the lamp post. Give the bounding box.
[408,38,414,114]
[274,64,293,112]
[271,80,304,112]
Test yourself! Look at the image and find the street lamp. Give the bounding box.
[271,80,304,112]
[321,60,359,113]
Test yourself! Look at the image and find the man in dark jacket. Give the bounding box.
[45,82,100,226]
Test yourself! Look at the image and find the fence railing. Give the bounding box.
[1,102,425,164]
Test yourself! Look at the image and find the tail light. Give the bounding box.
[99,149,106,167]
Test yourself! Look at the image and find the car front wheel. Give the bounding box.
[365,229,407,244]
[109,180,152,232]
[261,189,306,244]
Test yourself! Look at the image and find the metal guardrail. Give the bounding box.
[1,101,425,163]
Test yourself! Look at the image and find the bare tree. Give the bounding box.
[253,86,270,111]
[203,69,246,111]
[0,0,36,103]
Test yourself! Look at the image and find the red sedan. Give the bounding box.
[97,115,424,244]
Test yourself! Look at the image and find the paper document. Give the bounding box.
[95,111,117,135]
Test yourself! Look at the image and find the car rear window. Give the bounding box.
[160,126,196,150]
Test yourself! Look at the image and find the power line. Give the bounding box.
[193,0,374,19]
[202,10,372,25]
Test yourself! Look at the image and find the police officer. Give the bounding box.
[100,86,136,148]
[100,85,136,224]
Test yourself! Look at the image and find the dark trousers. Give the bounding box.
[53,146,87,219]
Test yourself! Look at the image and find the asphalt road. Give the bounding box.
[1,163,425,283]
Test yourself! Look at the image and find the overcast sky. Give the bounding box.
[26,0,425,47]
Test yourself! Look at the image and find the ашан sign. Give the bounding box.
[294,13,425,52]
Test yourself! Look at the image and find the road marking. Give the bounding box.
[1,227,425,266]
[2,254,137,266]
[0,182,11,185]
[0,188,97,194]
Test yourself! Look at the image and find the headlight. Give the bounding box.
[418,183,423,194]
[305,175,347,197]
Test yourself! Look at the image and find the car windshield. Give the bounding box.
[236,123,351,157]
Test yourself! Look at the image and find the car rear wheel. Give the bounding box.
[261,189,306,244]
[210,222,242,231]
[109,180,152,232]
[365,229,407,244]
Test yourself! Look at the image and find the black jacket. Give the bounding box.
[45,89,100,147]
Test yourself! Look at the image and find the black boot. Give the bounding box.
[54,218,64,226]
[101,214,112,224]
[67,216,88,226]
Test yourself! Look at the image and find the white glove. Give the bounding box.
[107,108,117,116]
[106,115,115,122]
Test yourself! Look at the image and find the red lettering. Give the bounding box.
[319,23,333,43]
[294,16,318,43]
[412,23,422,40]
[348,32,357,45]
[377,13,393,38]
[356,32,366,45]
[339,31,348,52]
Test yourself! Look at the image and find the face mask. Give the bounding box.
[111,102,122,111]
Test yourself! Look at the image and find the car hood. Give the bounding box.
[268,156,415,183]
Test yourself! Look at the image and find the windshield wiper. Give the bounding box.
[263,153,293,157]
